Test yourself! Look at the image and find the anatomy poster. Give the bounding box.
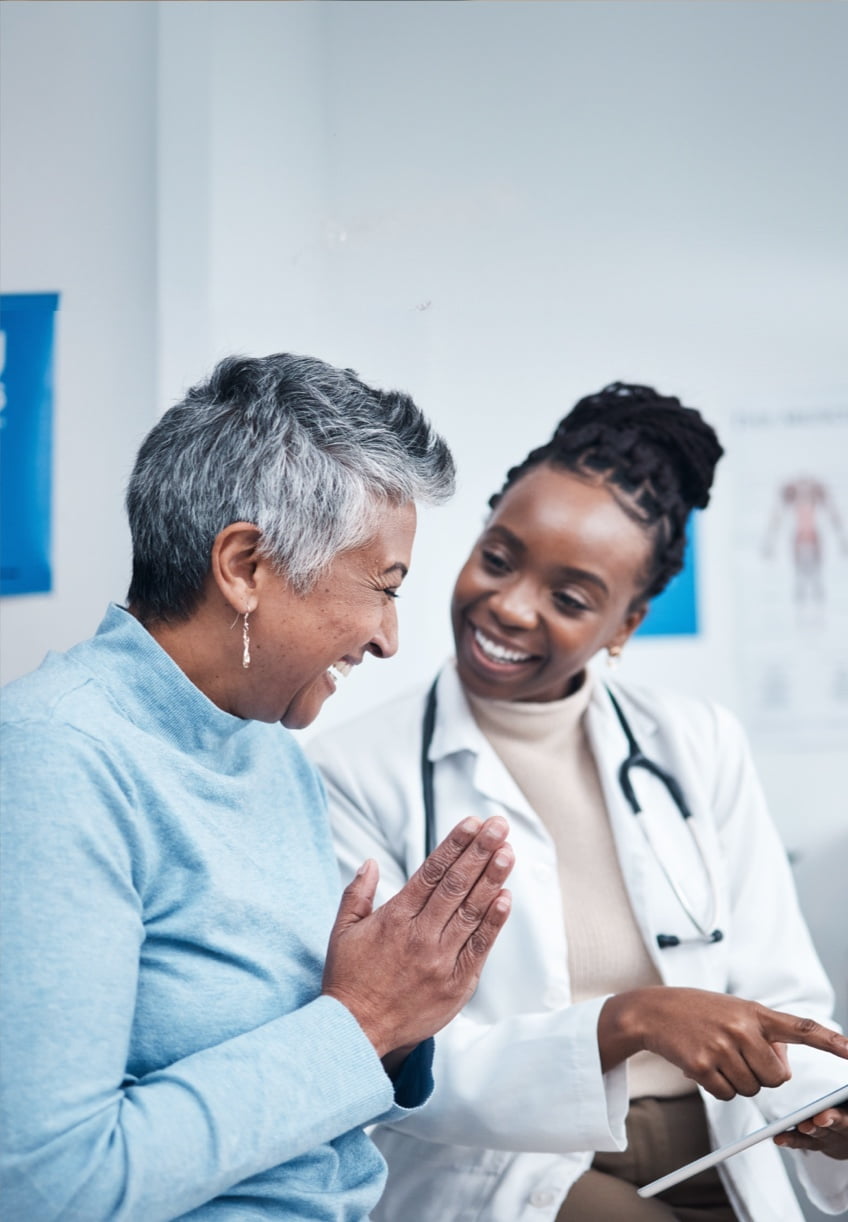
[732,406,848,749]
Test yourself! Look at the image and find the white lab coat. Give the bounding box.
[308,664,848,1222]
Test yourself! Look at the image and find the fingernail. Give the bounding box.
[355,861,369,877]
[480,823,507,848]
[494,850,512,869]
[460,817,481,834]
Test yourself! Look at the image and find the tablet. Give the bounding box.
[637,1083,848,1198]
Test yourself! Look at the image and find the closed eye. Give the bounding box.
[481,548,511,574]
[553,590,590,613]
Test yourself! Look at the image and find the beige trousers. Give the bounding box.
[557,1095,738,1221]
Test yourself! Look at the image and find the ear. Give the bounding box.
[607,602,648,653]
[209,522,264,614]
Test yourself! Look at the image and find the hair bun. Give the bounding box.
[555,382,723,512]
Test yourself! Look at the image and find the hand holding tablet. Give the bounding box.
[638,1084,848,1198]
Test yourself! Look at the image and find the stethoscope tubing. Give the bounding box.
[420,676,723,949]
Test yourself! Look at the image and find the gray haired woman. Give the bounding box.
[0,354,515,1221]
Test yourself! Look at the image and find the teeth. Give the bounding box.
[328,660,353,683]
[474,628,533,664]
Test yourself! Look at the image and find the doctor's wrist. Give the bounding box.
[597,989,655,1071]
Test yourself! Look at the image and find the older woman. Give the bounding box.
[0,354,514,1220]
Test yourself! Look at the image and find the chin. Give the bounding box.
[281,683,332,730]
[281,704,323,731]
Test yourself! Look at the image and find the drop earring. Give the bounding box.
[606,644,622,670]
[242,608,251,669]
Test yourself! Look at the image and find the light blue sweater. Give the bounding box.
[0,604,432,1220]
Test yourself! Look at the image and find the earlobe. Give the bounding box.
[606,603,648,659]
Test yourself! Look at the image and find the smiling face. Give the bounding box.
[246,500,417,728]
[451,464,653,703]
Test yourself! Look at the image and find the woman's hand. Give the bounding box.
[774,1105,848,1160]
[598,986,848,1100]
[322,816,514,1060]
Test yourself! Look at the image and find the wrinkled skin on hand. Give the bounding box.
[322,815,514,1062]
[774,1105,848,1160]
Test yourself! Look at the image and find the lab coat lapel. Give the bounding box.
[431,664,542,827]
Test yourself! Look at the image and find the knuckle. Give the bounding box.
[689,1053,715,1077]
[794,1016,818,1036]
[455,900,484,928]
[439,870,470,900]
[418,856,446,889]
[465,929,491,959]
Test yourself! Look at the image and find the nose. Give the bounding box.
[366,599,400,660]
[488,577,539,630]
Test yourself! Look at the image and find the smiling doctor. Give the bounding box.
[308,382,848,1222]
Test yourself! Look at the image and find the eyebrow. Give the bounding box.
[552,566,609,597]
[485,525,609,597]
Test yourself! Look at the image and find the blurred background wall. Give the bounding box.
[1,5,845,1208]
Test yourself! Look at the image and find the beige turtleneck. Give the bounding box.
[466,673,694,1099]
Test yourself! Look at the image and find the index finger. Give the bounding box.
[763,1012,848,1060]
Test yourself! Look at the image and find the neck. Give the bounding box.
[132,591,242,717]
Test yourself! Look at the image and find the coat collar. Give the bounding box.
[429,662,537,823]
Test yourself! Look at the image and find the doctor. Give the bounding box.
[308,382,848,1221]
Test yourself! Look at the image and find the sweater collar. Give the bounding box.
[430,661,598,762]
[74,603,256,751]
[464,670,594,748]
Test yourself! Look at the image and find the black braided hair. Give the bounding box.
[489,382,724,602]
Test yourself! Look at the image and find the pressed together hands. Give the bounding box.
[322,816,848,1157]
[323,815,515,1067]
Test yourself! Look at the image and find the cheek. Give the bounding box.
[452,561,481,608]
[549,618,606,662]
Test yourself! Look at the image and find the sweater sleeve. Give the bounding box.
[0,721,418,1221]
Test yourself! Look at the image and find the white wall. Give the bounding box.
[155,1,847,848]
[0,0,157,682]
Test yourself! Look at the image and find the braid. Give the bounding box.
[490,382,724,600]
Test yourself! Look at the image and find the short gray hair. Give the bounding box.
[126,353,455,622]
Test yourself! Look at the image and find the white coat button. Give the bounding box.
[529,1190,555,1208]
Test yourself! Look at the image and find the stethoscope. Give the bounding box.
[420,678,724,951]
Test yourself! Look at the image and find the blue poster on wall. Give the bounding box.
[0,293,60,596]
[636,518,699,637]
